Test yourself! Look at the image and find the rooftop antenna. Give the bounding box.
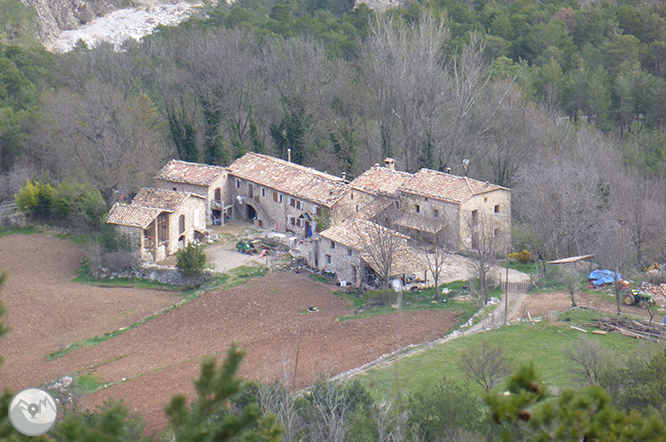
[462,159,469,177]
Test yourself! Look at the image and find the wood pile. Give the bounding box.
[589,317,666,342]
[640,283,666,307]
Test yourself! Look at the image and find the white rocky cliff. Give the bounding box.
[19,0,198,51]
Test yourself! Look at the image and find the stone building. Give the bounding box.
[155,160,230,225]
[318,219,422,287]
[226,153,350,236]
[396,168,511,251]
[107,188,206,261]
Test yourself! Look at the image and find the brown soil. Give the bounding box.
[517,290,654,319]
[0,234,460,434]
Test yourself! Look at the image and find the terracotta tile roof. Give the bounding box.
[107,203,162,228]
[227,153,349,207]
[399,169,508,204]
[320,220,423,276]
[350,165,413,196]
[131,188,200,212]
[156,159,226,186]
[319,219,409,250]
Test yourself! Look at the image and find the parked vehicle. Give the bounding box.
[623,288,655,307]
[236,240,257,254]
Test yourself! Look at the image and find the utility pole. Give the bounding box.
[505,252,509,325]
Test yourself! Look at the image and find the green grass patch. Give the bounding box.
[229,264,267,279]
[359,308,659,398]
[335,286,478,325]
[0,226,38,237]
[507,261,538,274]
[75,374,103,393]
[309,273,333,284]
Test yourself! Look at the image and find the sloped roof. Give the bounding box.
[398,169,508,204]
[319,219,409,250]
[155,160,226,186]
[227,153,349,207]
[107,203,162,228]
[131,188,201,212]
[350,165,413,196]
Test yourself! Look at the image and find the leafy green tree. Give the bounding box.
[487,364,666,442]
[165,343,282,442]
[176,243,208,277]
[14,179,54,220]
[408,377,489,441]
[270,96,312,165]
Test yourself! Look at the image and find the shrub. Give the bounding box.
[99,215,133,251]
[517,250,532,264]
[510,250,532,264]
[15,179,54,219]
[363,289,397,306]
[176,243,207,277]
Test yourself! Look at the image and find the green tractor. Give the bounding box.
[623,289,655,308]
[236,239,257,255]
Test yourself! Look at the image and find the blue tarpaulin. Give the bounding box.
[589,270,621,288]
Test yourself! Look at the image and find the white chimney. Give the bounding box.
[384,157,395,170]
[287,148,291,162]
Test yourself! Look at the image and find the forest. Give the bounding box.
[1,0,666,268]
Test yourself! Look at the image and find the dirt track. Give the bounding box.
[0,234,461,433]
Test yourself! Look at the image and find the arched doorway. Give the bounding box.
[247,204,257,220]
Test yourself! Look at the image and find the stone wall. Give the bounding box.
[460,189,511,251]
[318,238,362,286]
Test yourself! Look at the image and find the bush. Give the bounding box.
[176,243,207,277]
[15,178,106,229]
[363,289,397,306]
[99,215,133,251]
[509,250,532,264]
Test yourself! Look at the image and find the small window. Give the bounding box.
[289,216,295,226]
[347,248,352,257]
[178,214,185,234]
[172,187,177,191]
[326,254,331,264]
[494,228,500,238]
[330,241,335,249]
[314,206,321,216]
[494,205,500,213]
[433,209,439,218]
[297,218,303,227]
[415,205,420,214]
[484,196,488,203]
[261,188,266,198]
[278,193,283,203]
[273,191,278,202]
[351,193,354,200]
[396,201,400,209]
[355,205,360,212]
[236,179,241,189]
[290,197,295,207]
[296,201,302,210]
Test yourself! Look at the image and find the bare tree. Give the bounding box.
[463,211,505,305]
[558,265,582,308]
[28,80,169,204]
[458,342,514,392]
[564,337,606,385]
[414,219,452,301]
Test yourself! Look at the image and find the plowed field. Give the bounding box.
[0,234,462,433]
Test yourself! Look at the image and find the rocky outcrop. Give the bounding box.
[18,0,162,45]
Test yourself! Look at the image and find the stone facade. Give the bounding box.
[155,160,231,226]
[459,190,511,252]
[318,237,363,287]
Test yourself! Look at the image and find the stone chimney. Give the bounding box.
[384,157,395,170]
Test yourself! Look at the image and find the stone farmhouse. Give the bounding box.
[106,153,511,283]
[155,160,231,225]
[107,188,206,261]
